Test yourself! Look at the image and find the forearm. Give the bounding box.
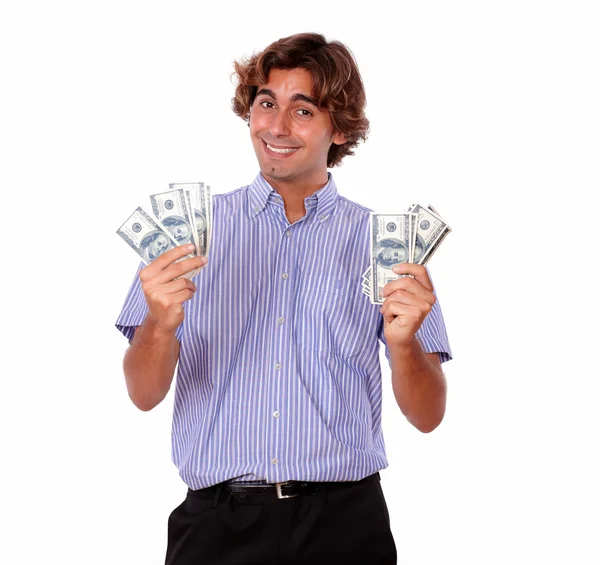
[123,315,180,411]
[389,337,447,433]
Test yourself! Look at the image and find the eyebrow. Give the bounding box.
[255,88,318,107]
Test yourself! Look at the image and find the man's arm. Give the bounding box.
[380,262,448,433]
[123,320,180,412]
[122,243,207,411]
[389,341,447,433]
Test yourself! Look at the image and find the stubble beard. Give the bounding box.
[263,163,295,181]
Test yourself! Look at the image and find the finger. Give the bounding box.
[381,276,436,305]
[390,262,433,292]
[155,255,208,285]
[382,289,429,310]
[161,277,197,295]
[140,243,196,281]
[155,288,196,319]
[381,294,421,317]
[382,302,422,326]
[170,288,196,305]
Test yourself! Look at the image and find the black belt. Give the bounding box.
[224,472,380,500]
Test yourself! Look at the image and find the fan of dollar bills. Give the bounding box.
[117,182,212,279]
[364,203,451,304]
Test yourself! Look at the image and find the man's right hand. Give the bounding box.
[139,243,208,334]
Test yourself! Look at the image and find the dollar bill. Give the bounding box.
[116,207,197,279]
[409,213,418,263]
[361,265,372,295]
[150,188,198,251]
[205,184,213,254]
[426,203,442,218]
[406,203,451,265]
[151,186,203,277]
[418,224,451,265]
[169,182,210,257]
[370,213,416,304]
[365,204,451,303]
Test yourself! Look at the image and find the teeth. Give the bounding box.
[266,143,298,154]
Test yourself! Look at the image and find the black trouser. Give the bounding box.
[165,472,397,565]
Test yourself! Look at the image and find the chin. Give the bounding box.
[263,167,291,179]
[259,161,295,181]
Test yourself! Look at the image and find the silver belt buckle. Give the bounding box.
[275,481,299,499]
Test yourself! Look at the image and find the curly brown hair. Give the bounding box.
[231,33,369,168]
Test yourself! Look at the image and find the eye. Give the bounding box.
[296,108,313,117]
[260,100,275,109]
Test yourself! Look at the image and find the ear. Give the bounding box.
[331,130,347,146]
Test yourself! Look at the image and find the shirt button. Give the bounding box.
[273,410,280,418]
[282,272,288,280]
[277,317,285,324]
[254,206,261,213]
[272,457,279,465]
[319,214,326,221]
[285,230,292,238]
[274,363,282,370]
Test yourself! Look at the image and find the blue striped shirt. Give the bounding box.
[116,172,452,489]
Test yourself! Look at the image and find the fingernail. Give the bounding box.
[187,243,195,251]
[200,256,208,264]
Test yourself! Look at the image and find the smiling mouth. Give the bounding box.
[262,139,300,155]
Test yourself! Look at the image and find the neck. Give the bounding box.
[262,171,329,224]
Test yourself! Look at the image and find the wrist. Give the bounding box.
[388,336,418,358]
[143,314,178,342]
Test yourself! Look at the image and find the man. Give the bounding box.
[116,32,452,565]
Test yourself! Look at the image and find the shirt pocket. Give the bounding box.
[294,274,372,358]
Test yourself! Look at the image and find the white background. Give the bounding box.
[2,1,599,563]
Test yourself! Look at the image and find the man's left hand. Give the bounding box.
[380,263,436,349]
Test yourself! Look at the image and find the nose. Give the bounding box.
[269,109,291,137]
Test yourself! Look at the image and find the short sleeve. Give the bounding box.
[378,271,453,366]
[115,262,149,343]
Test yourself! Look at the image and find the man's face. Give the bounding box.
[249,67,346,188]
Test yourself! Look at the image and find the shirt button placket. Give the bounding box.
[270,226,293,478]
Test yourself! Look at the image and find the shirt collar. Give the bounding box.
[248,172,338,225]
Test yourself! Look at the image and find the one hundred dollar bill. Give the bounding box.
[426,203,443,218]
[205,184,212,254]
[151,187,202,277]
[409,213,418,263]
[150,188,198,252]
[406,203,451,265]
[370,213,416,304]
[116,207,197,279]
[361,266,372,294]
[364,204,451,302]
[418,224,451,265]
[169,182,210,257]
